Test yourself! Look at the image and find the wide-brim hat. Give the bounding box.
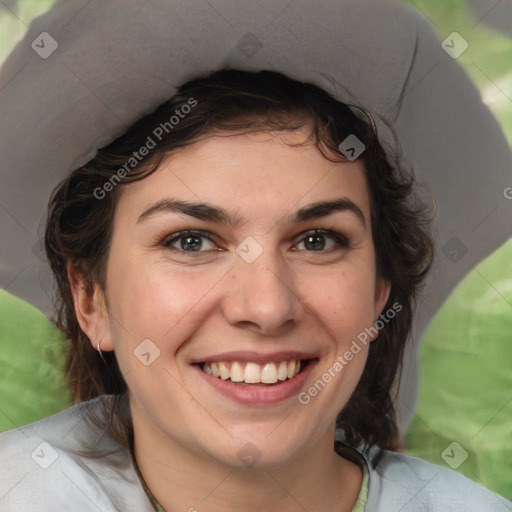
[1,0,511,432]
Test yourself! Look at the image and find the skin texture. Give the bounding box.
[70,127,390,512]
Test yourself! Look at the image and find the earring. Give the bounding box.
[97,341,107,363]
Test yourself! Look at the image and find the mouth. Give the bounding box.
[199,359,314,386]
[191,351,320,405]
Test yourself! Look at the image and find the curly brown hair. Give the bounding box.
[45,68,433,453]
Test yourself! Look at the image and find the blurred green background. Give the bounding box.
[0,0,511,500]
[401,0,512,500]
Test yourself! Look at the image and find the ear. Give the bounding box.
[67,261,114,352]
[370,278,392,341]
[374,278,391,317]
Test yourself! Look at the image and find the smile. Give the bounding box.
[201,360,307,385]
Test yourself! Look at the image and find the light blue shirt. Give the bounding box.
[0,396,510,511]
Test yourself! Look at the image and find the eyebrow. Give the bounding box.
[292,198,366,228]
[137,197,366,228]
[137,199,243,226]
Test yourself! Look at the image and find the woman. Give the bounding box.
[0,69,509,511]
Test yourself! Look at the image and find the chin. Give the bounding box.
[206,429,315,470]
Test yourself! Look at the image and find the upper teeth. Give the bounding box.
[202,360,302,384]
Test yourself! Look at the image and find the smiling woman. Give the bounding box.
[1,68,510,511]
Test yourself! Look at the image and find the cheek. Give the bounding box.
[303,266,377,340]
[105,256,226,350]
[298,267,376,404]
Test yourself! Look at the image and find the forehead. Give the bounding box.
[116,129,371,223]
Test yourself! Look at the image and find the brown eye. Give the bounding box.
[303,234,326,251]
[295,230,350,252]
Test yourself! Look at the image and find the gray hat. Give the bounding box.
[1,0,511,432]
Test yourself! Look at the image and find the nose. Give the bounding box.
[222,248,305,336]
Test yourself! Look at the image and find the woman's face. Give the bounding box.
[82,127,390,467]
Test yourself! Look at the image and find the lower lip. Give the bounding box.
[194,361,318,406]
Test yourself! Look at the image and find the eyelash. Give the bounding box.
[160,229,351,255]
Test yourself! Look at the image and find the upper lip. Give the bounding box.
[190,350,318,364]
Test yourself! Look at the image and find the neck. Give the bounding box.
[131,411,363,512]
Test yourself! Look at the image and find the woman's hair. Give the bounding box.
[45,68,434,452]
